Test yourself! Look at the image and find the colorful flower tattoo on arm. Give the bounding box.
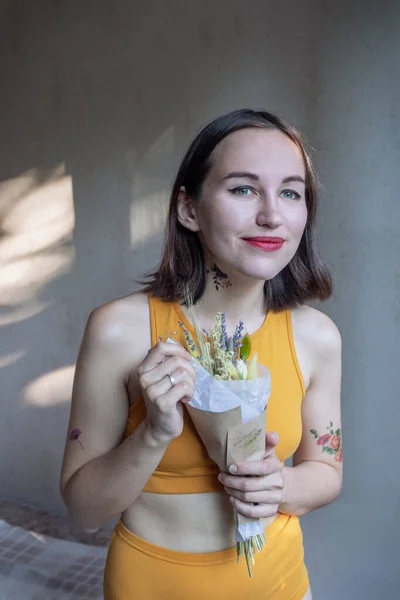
[69,428,84,449]
[310,422,342,462]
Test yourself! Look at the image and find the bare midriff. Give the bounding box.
[121,492,277,552]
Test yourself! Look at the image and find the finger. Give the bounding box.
[224,486,283,505]
[219,472,266,491]
[140,355,196,389]
[158,356,196,385]
[265,431,280,455]
[226,456,277,477]
[154,380,194,410]
[147,373,195,404]
[220,470,282,491]
[225,455,282,477]
[138,341,191,374]
[230,497,279,519]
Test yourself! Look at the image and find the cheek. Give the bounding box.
[288,204,308,238]
[197,198,241,239]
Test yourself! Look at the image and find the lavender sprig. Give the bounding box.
[220,312,228,350]
[233,319,244,357]
[178,321,197,355]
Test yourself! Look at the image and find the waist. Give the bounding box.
[122,490,283,553]
[106,514,309,600]
[142,469,224,494]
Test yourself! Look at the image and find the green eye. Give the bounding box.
[281,189,301,200]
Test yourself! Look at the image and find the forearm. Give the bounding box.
[279,461,342,517]
[62,421,169,529]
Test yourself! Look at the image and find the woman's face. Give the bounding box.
[183,127,308,282]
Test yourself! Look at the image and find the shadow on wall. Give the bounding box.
[0,0,322,516]
[0,2,187,514]
[0,167,78,511]
[0,160,166,511]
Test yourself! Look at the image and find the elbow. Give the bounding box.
[318,466,343,510]
[64,500,103,531]
[60,477,102,531]
[279,501,309,518]
[330,464,343,501]
[332,474,343,502]
[317,468,343,511]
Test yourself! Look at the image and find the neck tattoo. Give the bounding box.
[206,263,232,291]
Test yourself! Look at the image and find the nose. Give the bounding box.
[256,193,283,229]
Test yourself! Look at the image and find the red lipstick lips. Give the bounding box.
[242,237,285,252]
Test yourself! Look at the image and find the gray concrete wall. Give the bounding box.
[301,2,400,596]
[0,1,398,596]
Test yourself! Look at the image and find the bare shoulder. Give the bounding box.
[291,304,341,355]
[291,305,341,388]
[87,292,150,345]
[82,292,151,381]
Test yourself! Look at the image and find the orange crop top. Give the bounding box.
[123,295,306,494]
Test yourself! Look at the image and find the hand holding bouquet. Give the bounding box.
[217,430,284,537]
[173,301,272,577]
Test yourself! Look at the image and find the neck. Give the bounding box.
[189,263,267,336]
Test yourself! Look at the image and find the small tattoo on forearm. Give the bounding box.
[310,422,342,462]
[206,263,232,291]
[70,428,84,449]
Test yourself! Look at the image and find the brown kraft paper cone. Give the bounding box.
[186,405,267,532]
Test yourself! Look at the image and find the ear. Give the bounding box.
[177,186,200,232]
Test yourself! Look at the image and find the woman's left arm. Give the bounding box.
[219,311,342,519]
[279,314,343,516]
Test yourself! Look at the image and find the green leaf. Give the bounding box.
[330,421,333,427]
[330,429,334,435]
[335,429,341,435]
[322,446,335,455]
[239,332,252,361]
[310,429,317,435]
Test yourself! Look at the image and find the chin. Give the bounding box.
[235,264,285,282]
[230,255,290,282]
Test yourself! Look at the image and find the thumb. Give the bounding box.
[265,431,280,455]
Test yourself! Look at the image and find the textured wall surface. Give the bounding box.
[0,1,399,596]
[301,3,400,596]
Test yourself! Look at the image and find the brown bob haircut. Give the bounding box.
[141,109,332,309]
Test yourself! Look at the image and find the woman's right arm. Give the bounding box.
[60,295,194,529]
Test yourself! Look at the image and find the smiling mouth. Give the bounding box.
[242,237,285,252]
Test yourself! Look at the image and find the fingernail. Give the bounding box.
[217,473,223,482]
[229,464,237,474]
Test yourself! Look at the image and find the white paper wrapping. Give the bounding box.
[189,359,270,420]
[188,358,271,542]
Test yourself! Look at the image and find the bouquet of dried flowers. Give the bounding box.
[175,300,271,577]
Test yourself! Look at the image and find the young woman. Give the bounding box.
[60,109,342,599]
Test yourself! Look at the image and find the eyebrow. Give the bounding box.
[282,175,305,185]
[222,171,305,185]
[222,171,260,182]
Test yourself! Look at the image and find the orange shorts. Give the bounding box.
[104,514,309,599]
